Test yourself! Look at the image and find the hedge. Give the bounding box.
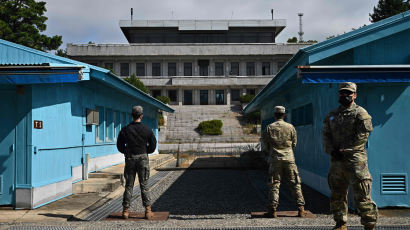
[197,119,223,135]
[156,95,171,104]
[239,94,255,104]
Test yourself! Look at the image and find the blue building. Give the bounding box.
[0,39,174,209]
[244,11,410,207]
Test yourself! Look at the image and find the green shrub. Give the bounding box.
[244,110,261,124]
[124,74,149,94]
[156,95,171,104]
[239,94,255,104]
[197,119,223,135]
[158,113,164,126]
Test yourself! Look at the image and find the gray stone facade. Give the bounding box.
[67,19,310,105]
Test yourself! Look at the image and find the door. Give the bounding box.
[0,90,16,205]
[200,90,208,105]
[183,90,193,105]
[215,90,225,105]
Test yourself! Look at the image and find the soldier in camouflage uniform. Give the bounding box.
[262,106,306,218]
[323,82,378,230]
[117,106,157,220]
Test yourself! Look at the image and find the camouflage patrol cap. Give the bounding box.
[132,105,143,118]
[274,106,286,114]
[339,82,357,93]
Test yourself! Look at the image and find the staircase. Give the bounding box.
[161,105,260,144]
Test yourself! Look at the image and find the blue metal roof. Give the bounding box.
[244,10,410,114]
[298,65,410,83]
[0,39,174,113]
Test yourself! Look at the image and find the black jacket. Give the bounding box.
[116,122,157,155]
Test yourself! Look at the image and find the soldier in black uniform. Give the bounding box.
[117,106,157,219]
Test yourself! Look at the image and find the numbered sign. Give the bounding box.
[34,120,43,129]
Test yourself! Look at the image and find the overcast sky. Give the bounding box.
[42,0,380,49]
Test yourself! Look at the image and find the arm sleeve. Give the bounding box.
[322,115,334,155]
[352,111,372,148]
[116,129,126,154]
[292,126,297,148]
[146,131,157,154]
[262,127,271,151]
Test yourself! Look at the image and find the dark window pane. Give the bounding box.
[215,90,225,105]
[231,89,240,101]
[262,62,270,75]
[152,63,161,76]
[230,62,239,75]
[215,62,224,76]
[152,90,161,99]
[184,90,193,105]
[120,63,129,76]
[246,88,256,95]
[136,63,145,76]
[184,62,192,76]
[277,61,286,73]
[198,60,209,76]
[246,62,255,75]
[168,62,176,76]
[168,90,177,102]
[104,63,113,72]
[200,90,208,105]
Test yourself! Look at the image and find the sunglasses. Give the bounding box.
[339,90,354,95]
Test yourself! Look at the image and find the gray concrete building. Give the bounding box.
[67,19,309,105]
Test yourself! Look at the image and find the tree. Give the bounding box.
[369,0,410,22]
[124,74,150,94]
[55,49,68,57]
[0,0,62,51]
[287,37,298,43]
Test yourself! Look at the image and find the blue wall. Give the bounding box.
[260,28,410,207]
[30,80,159,188]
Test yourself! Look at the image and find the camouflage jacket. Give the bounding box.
[263,119,297,162]
[322,103,373,160]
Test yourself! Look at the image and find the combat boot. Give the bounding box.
[298,206,307,217]
[364,223,375,230]
[264,207,277,218]
[122,207,129,219]
[145,205,154,220]
[332,222,347,230]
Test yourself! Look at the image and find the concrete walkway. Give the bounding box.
[0,154,175,223]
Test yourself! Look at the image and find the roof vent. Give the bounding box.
[381,174,407,194]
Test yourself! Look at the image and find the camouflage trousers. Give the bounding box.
[122,154,151,208]
[328,159,378,226]
[267,161,305,209]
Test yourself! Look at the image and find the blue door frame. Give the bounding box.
[0,89,16,205]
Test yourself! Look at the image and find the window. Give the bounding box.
[262,62,270,75]
[184,90,193,105]
[277,61,286,73]
[106,108,114,142]
[215,90,225,105]
[198,60,209,76]
[168,62,177,76]
[291,103,313,126]
[136,63,145,76]
[215,62,224,76]
[231,89,240,101]
[230,62,239,75]
[152,63,161,76]
[246,62,255,75]
[246,88,256,96]
[96,106,105,142]
[184,62,192,76]
[200,90,208,105]
[168,90,177,102]
[114,111,121,141]
[120,63,129,76]
[151,90,161,99]
[104,63,113,72]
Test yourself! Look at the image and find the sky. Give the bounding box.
[42,0,380,49]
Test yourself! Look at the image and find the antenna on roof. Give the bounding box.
[271,9,274,20]
[298,13,304,42]
[131,8,133,21]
